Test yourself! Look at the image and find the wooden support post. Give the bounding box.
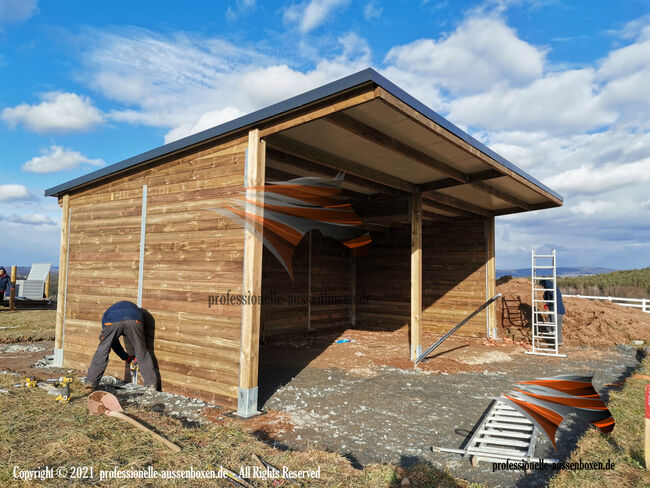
[237,129,266,418]
[54,194,70,367]
[411,189,422,360]
[44,273,50,299]
[644,384,650,470]
[486,217,497,339]
[9,266,16,310]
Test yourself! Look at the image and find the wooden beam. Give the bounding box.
[238,129,266,417]
[422,198,475,218]
[485,216,497,338]
[266,147,397,195]
[266,134,416,193]
[422,190,492,217]
[470,181,531,210]
[492,202,559,216]
[54,193,70,363]
[411,190,422,361]
[259,86,377,137]
[421,169,502,191]
[326,112,468,183]
[374,88,563,206]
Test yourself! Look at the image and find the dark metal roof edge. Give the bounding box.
[45,67,563,203]
[365,69,563,202]
[44,69,377,197]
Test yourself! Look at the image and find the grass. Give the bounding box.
[0,309,56,343]
[0,373,470,487]
[549,351,650,488]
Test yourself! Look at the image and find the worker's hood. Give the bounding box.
[0,266,6,275]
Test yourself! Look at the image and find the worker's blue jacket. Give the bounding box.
[0,267,14,296]
[541,280,566,315]
[101,301,144,326]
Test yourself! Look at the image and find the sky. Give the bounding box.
[0,0,649,270]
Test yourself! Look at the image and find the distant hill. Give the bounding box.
[558,267,650,297]
[496,267,616,278]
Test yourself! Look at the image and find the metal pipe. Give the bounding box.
[415,293,502,364]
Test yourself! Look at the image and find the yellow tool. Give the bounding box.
[130,361,139,385]
[25,377,37,388]
[55,383,70,403]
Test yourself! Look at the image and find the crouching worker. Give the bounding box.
[85,301,157,392]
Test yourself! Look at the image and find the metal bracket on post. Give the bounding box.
[53,348,64,368]
[235,387,261,418]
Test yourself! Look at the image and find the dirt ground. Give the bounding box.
[497,278,650,346]
[2,291,648,487]
[258,334,645,488]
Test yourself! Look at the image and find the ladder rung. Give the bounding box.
[533,276,555,279]
[534,288,555,292]
[477,436,531,448]
[478,429,530,439]
[533,265,555,269]
[533,254,555,258]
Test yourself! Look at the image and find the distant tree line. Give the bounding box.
[557,267,650,298]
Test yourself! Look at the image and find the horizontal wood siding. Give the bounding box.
[63,137,247,406]
[261,232,351,337]
[356,220,488,337]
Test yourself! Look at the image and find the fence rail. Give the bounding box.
[563,294,649,313]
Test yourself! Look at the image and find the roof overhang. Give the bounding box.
[45,68,563,219]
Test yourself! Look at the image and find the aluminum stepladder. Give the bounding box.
[432,399,559,466]
[526,249,565,357]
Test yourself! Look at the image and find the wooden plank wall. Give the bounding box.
[63,137,247,406]
[356,219,489,336]
[260,231,351,338]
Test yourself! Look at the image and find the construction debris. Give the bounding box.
[87,390,181,452]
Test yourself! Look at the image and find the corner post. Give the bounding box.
[486,216,497,338]
[410,189,422,360]
[237,129,266,418]
[53,194,70,367]
[9,266,16,310]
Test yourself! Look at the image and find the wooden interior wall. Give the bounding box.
[261,231,351,338]
[356,219,489,336]
[63,136,247,406]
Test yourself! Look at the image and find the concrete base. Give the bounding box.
[234,386,260,418]
[52,348,64,368]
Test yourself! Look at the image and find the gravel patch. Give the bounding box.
[261,346,642,487]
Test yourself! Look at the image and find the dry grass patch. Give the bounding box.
[0,373,469,487]
[0,310,56,343]
[549,351,650,488]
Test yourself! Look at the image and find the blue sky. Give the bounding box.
[1,0,649,270]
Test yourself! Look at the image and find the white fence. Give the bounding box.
[563,294,649,313]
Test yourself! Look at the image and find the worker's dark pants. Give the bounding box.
[86,320,157,388]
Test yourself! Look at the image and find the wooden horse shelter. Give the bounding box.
[45,69,563,416]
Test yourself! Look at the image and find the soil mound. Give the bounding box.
[496,278,650,347]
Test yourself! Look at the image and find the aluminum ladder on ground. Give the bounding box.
[433,400,558,466]
[526,249,565,357]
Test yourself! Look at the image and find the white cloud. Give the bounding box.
[4,213,56,226]
[363,1,382,20]
[0,184,35,201]
[164,107,245,143]
[22,146,105,173]
[284,0,350,33]
[448,69,618,133]
[2,92,104,133]
[82,27,369,141]
[226,0,256,21]
[0,0,38,24]
[545,159,650,195]
[385,17,545,95]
